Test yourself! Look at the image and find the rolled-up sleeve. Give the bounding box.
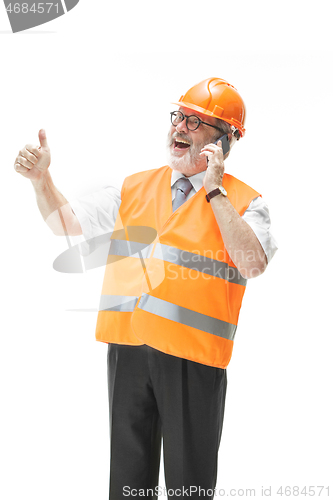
[242,196,278,263]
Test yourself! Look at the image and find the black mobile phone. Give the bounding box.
[206,134,230,166]
[214,134,230,154]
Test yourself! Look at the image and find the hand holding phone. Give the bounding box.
[205,134,230,167]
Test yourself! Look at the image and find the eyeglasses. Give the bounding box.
[170,110,222,132]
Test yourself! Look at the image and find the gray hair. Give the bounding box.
[214,119,240,140]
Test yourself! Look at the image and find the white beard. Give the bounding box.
[166,130,210,177]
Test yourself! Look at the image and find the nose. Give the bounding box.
[175,117,189,134]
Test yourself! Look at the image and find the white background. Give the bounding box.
[1,1,332,499]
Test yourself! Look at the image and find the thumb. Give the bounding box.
[38,129,48,148]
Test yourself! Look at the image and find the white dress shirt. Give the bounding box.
[69,169,278,263]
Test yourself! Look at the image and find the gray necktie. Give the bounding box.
[172,177,193,211]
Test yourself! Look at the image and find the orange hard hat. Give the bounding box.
[172,77,246,138]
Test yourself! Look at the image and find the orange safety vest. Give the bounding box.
[95,166,260,369]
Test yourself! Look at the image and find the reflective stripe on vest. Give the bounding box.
[137,293,237,341]
[99,294,139,312]
[152,243,246,286]
[108,240,246,286]
[109,239,153,259]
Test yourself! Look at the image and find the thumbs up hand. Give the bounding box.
[14,129,51,180]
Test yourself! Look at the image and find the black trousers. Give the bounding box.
[107,344,227,499]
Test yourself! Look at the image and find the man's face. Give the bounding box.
[166,106,220,176]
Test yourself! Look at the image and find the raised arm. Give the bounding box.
[14,129,82,236]
[201,140,268,279]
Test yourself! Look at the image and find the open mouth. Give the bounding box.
[173,138,191,151]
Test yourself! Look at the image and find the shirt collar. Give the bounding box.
[170,169,205,193]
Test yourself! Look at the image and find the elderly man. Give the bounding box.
[14,78,277,499]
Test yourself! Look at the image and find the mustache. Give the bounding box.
[168,131,192,147]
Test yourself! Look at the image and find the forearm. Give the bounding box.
[31,170,82,236]
[210,194,267,278]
